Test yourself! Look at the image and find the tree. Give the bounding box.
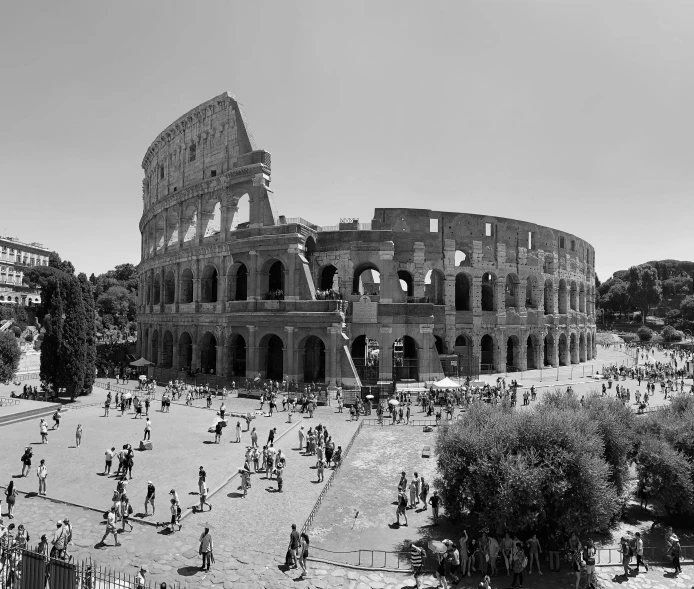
[78,273,97,395]
[0,331,21,384]
[681,295,694,322]
[661,325,683,342]
[96,286,137,330]
[637,326,653,341]
[627,265,662,324]
[48,251,75,275]
[605,282,630,320]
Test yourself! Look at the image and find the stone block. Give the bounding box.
[422,445,431,458]
[139,440,153,451]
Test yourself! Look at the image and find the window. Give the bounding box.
[429,218,438,232]
[189,143,196,162]
[559,236,565,249]
[159,165,164,179]
[485,222,493,237]
[173,187,177,192]
[528,231,533,249]
[210,170,217,178]
[571,240,575,251]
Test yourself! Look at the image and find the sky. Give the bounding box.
[1,1,692,281]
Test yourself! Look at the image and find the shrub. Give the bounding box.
[637,326,653,341]
[24,333,33,342]
[0,330,21,384]
[662,325,684,342]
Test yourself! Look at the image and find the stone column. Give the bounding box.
[495,280,505,316]
[191,343,199,372]
[178,202,184,248]
[548,330,558,366]
[172,328,180,371]
[496,330,506,373]
[378,326,393,382]
[248,251,259,301]
[157,331,164,366]
[517,280,527,316]
[285,326,296,382]
[552,284,559,314]
[163,211,169,253]
[218,256,227,312]
[472,276,482,314]
[196,195,204,245]
[174,263,180,312]
[379,253,394,303]
[327,326,340,386]
[223,342,231,377]
[285,246,298,301]
[216,337,225,377]
[160,268,166,311]
[246,326,257,376]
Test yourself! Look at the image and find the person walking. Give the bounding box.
[144,482,155,516]
[198,481,211,512]
[104,447,115,475]
[143,418,151,441]
[168,498,182,533]
[634,532,648,573]
[428,490,440,523]
[511,541,526,588]
[40,419,48,444]
[75,424,83,448]
[288,524,301,569]
[214,420,223,444]
[396,492,408,526]
[5,481,16,519]
[298,531,310,578]
[199,527,213,571]
[408,540,425,589]
[670,534,682,575]
[120,494,134,532]
[37,459,47,496]
[52,410,61,430]
[20,447,32,477]
[100,507,120,546]
[250,427,258,448]
[527,532,543,574]
[235,421,242,443]
[583,538,597,589]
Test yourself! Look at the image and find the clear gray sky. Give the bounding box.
[1,1,692,281]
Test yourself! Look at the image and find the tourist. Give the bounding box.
[235,421,242,443]
[37,459,47,496]
[398,471,407,494]
[250,427,258,448]
[120,494,134,532]
[317,459,324,483]
[104,395,111,416]
[15,524,29,551]
[104,447,115,475]
[634,532,648,573]
[446,540,461,584]
[583,538,597,588]
[169,498,182,532]
[419,476,429,508]
[4,481,16,519]
[408,540,425,589]
[219,402,226,420]
[75,423,83,448]
[409,473,418,508]
[124,444,134,479]
[145,481,155,516]
[20,447,32,477]
[37,534,49,558]
[288,524,301,569]
[396,491,408,526]
[488,532,500,576]
[144,417,151,441]
[40,419,48,444]
[276,454,285,492]
[199,526,214,571]
[198,480,211,512]
[51,520,68,558]
[501,532,513,576]
[214,419,223,443]
[145,397,150,416]
[428,490,440,523]
[619,537,631,577]
[268,427,277,446]
[526,532,543,574]
[298,426,305,451]
[434,550,449,589]
[510,540,526,588]
[670,534,682,575]
[52,409,61,430]
[298,531,310,577]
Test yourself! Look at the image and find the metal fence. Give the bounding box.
[0,397,20,407]
[94,381,156,400]
[309,547,409,570]
[13,372,40,382]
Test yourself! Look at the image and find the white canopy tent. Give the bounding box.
[432,377,464,389]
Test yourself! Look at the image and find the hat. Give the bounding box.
[56,520,62,526]
[140,565,148,572]
[63,518,69,523]
[148,481,153,485]
[671,534,679,542]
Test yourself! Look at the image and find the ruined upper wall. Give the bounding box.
[141,92,260,210]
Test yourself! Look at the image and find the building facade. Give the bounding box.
[0,237,49,306]
[137,93,597,387]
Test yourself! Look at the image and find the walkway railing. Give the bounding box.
[309,546,409,569]
[94,380,156,400]
[0,397,20,407]
[14,371,40,381]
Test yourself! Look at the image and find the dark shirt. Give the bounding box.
[146,484,155,499]
[290,530,301,549]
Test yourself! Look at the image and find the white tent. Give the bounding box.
[432,377,464,389]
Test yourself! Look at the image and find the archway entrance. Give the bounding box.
[320,265,338,291]
[544,334,554,366]
[579,333,586,362]
[164,271,175,304]
[162,331,173,368]
[201,266,218,303]
[393,336,418,381]
[260,334,284,381]
[481,273,495,311]
[397,271,413,297]
[228,334,247,377]
[178,332,193,371]
[558,333,568,366]
[455,274,470,310]
[351,335,379,384]
[269,261,284,294]
[506,336,519,370]
[180,269,194,303]
[480,334,494,369]
[353,265,380,296]
[455,335,474,377]
[302,336,326,383]
[200,332,217,374]
[526,335,536,369]
[570,333,578,364]
[235,264,248,301]
[425,270,444,305]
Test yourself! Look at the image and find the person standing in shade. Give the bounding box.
[408,539,425,589]
[75,424,83,448]
[288,524,301,569]
[199,526,213,571]
[144,481,155,516]
[634,532,648,573]
[527,532,543,575]
[143,418,151,441]
[37,459,47,496]
[428,490,440,524]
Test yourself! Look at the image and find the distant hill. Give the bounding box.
[644,260,694,281]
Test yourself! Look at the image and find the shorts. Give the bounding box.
[171,515,177,526]
[585,564,595,575]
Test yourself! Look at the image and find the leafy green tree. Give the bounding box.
[48,251,75,275]
[78,273,97,395]
[681,295,694,322]
[627,265,662,324]
[96,285,137,330]
[662,325,683,342]
[637,326,653,341]
[605,282,630,320]
[58,275,87,400]
[0,330,21,384]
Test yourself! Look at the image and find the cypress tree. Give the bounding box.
[78,273,97,394]
[59,275,87,401]
[40,275,64,392]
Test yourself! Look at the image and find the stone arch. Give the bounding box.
[506,335,520,369]
[351,334,379,384]
[393,335,418,381]
[455,272,471,311]
[570,332,578,364]
[558,332,569,366]
[155,214,165,251]
[180,268,194,304]
[147,223,155,257]
[260,259,285,298]
[424,269,445,305]
[228,262,248,301]
[201,264,219,303]
[202,196,221,237]
[200,331,217,374]
[586,331,593,360]
[543,254,553,274]
[299,335,326,383]
[558,279,568,314]
[480,334,495,370]
[320,264,338,291]
[570,280,578,311]
[352,263,381,296]
[505,273,520,308]
[526,275,539,308]
[153,274,161,305]
[454,250,467,266]
[481,272,496,312]
[526,334,538,369]
[397,270,414,297]
[258,333,284,380]
[228,333,247,377]
[231,193,250,230]
[166,207,179,246]
[544,332,554,366]
[151,329,160,366]
[182,201,197,243]
[162,330,174,368]
[579,331,586,362]
[164,270,175,304]
[305,237,317,262]
[544,279,554,315]
[579,283,586,313]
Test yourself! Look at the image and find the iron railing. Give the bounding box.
[0,397,20,407]
[309,546,409,570]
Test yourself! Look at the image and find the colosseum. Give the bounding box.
[136,92,597,390]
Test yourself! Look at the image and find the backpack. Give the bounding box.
[176,505,182,518]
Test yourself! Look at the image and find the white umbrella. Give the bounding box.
[365,394,374,399]
[428,540,446,554]
[389,399,399,406]
[138,375,147,381]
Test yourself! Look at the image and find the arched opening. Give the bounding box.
[480,334,494,369]
[301,336,326,383]
[259,334,284,381]
[544,279,554,315]
[180,268,194,304]
[434,335,444,354]
[481,273,496,312]
[393,336,418,381]
[200,332,217,374]
[164,271,175,304]
[570,332,578,364]
[202,199,221,237]
[231,193,250,231]
[182,202,197,243]
[543,255,552,274]
[455,273,471,311]
[558,279,568,314]
[201,265,218,303]
[570,281,577,311]
[526,335,537,369]
[162,331,174,368]
[351,335,379,384]
[305,237,316,262]
[235,264,248,301]
[454,250,467,266]
[544,334,554,366]
[506,336,519,370]
[268,261,284,297]
[228,334,247,377]
[505,274,519,308]
[579,285,586,313]
[153,275,161,305]
[352,264,380,296]
[424,269,444,305]
[320,265,338,292]
[579,332,586,362]
[178,332,193,371]
[454,335,472,376]
[397,270,413,297]
[558,333,568,366]
[155,214,165,251]
[151,330,159,365]
[166,208,179,247]
[526,276,537,308]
